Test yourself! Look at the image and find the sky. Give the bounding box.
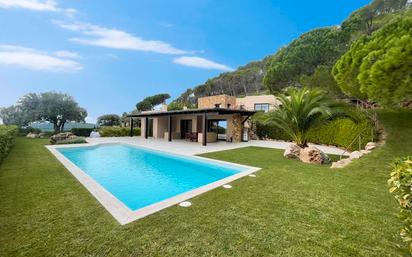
[0,0,370,123]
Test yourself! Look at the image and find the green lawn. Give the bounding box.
[1,111,411,257]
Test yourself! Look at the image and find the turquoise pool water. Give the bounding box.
[58,144,245,211]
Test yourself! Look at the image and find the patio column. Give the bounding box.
[168,115,172,142]
[129,117,134,137]
[144,117,148,139]
[202,112,207,146]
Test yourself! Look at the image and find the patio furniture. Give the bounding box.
[185,132,198,142]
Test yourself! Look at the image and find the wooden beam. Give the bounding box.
[168,115,172,142]
[202,112,207,146]
[130,117,134,137]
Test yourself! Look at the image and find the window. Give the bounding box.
[214,103,221,108]
[254,103,270,112]
[227,104,231,108]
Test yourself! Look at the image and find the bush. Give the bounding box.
[71,128,94,137]
[53,137,87,145]
[253,113,377,151]
[99,126,141,137]
[388,157,412,254]
[255,121,290,141]
[306,118,376,151]
[18,126,42,136]
[0,125,18,164]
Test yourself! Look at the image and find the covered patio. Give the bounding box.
[127,108,256,146]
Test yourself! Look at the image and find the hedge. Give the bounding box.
[0,125,18,164]
[71,128,94,137]
[99,126,141,137]
[306,118,376,151]
[253,116,376,151]
[53,137,87,145]
[388,157,412,254]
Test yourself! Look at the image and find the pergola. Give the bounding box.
[127,108,256,146]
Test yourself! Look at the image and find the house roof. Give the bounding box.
[127,108,256,118]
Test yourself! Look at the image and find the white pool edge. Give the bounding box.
[46,143,261,225]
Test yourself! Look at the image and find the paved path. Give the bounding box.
[87,137,349,156]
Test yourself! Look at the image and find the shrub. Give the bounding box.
[18,126,42,136]
[53,137,87,145]
[253,113,376,151]
[388,157,412,254]
[99,126,141,137]
[71,128,94,137]
[0,125,18,164]
[306,118,376,151]
[255,121,290,141]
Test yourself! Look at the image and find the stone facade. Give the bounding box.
[198,95,237,109]
[227,113,243,143]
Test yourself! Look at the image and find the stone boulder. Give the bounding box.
[50,132,77,144]
[284,144,302,159]
[90,131,101,138]
[365,142,377,151]
[299,146,331,164]
[360,149,371,155]
[26,132,39,138]
[349,151,363,160]
[331,158,352,168]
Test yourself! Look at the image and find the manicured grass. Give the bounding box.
[0,111,411,256]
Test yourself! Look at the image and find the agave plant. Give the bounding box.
[265,88,353,148]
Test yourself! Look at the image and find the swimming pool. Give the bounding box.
[48,143,259,224]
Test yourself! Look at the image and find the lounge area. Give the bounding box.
[128,96,257,145]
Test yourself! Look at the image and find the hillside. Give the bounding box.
[171,0,410,107]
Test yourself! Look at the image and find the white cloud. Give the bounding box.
[0,0,76,17]
[0,0,58,11]
[55,50,80,59]
[54,21,187,55]
[0,44,82,72]
[173,56,233,71]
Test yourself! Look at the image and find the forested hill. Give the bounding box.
[170,0,410,109]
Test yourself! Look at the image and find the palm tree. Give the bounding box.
[265,88,352,148]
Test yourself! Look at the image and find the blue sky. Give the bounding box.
[0,0,370,122]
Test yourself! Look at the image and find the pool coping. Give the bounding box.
[46,142,261,225]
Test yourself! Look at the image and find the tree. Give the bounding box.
[36,92,87,133]
[136,93,170,111]
[342,0,408,36]
[264,88,351,148]
[2,92,87,133]
[97,114,121,126]
[263,27,350,93]
[333,17,412,107]
[299,65,343,97]
[0,105,25,126]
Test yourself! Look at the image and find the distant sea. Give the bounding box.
[30,122,98,132]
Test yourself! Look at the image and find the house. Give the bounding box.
[128,94,279,146]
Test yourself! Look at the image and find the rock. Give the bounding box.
[38,133,47,138]
[299,146,331,164]
[349,151,363,160]
[50,132,77,144]
[26,132,39,138]
[284,144,302,159]
[360,149,371,155]
[365,142,377,151]
[90,131,101,138]
[331,158,352,168]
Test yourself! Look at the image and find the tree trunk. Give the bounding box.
[60,122,65,133]
[53,122,60,134]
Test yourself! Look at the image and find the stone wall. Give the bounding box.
[198,95,237,109]
[227,113,243,143]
